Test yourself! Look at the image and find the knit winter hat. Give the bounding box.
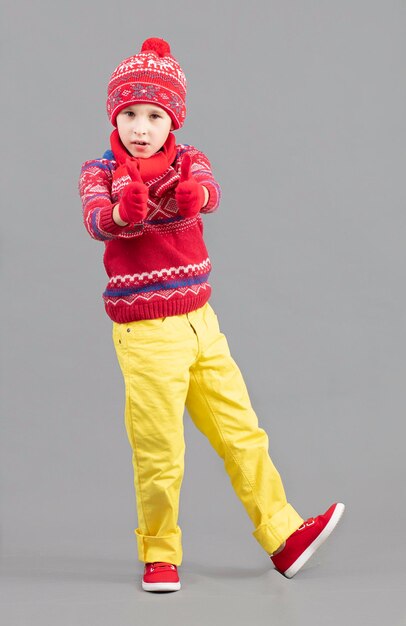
[106,37,187,130]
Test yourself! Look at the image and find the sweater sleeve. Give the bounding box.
[177,145,221,214]
[78,159,144,241]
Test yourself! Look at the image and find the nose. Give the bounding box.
[133,121,147,135]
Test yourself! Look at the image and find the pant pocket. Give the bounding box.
[123,316,170,337]
[112,322,127,373]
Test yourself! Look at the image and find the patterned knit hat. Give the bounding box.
[106,37,187,130]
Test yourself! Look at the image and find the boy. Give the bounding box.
[78,37,345,593]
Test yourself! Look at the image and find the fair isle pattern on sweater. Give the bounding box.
[103,257,211,306]
[105,257,211,295]
[104,274,210,309]
[79,144,221,322]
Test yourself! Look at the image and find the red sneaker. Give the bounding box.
[142,562,181,592]
[270,502,345,578]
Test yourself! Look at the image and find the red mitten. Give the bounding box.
[175,153,205,217]
[118,160,149,224]
[125,158,143,183]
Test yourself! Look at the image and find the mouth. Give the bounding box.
[131,141,149,146]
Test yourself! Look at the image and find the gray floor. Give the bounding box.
[1,540,405,626]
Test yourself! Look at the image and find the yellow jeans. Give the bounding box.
[112,301,303,566]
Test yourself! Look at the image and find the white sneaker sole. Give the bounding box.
[142,580,181,592]
[284,502,346,578]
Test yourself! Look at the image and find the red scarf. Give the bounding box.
[110,129,177,183]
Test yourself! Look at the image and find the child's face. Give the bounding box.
[116,103,174,159]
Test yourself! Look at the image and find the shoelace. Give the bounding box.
[147,562,175,571]
[298,517,316,531]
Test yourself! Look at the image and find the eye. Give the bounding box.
[124,111,134,117]
[150,113,161,119]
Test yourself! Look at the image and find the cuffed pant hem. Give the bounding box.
[135,526,183,566]
[252,503,304,554]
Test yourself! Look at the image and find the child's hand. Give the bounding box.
[118,160,149,225]
[175,154,205,217]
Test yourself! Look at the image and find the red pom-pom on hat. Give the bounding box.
[141,37,171,57]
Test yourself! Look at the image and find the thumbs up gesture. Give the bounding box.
[175,153,205,217]
[117,159,149,225]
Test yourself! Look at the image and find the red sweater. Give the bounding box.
[78,144,221,322]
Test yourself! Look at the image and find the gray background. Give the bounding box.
[1,0,405,624]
